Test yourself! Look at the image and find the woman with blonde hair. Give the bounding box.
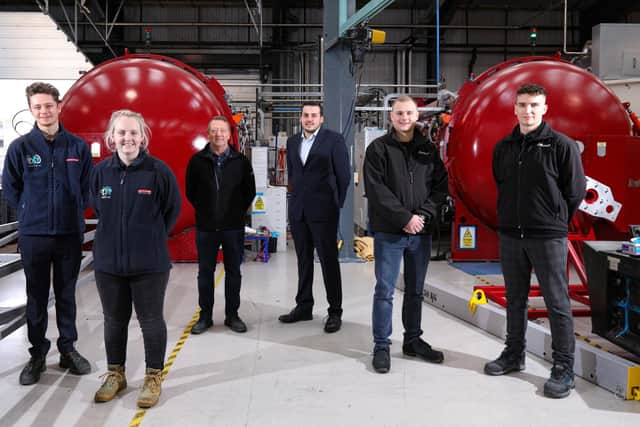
[90,109,181,408]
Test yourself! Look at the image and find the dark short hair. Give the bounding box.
[26,82,61,106]
[516,83,546,97]
[301,101,323,115]
[208,115,231,131]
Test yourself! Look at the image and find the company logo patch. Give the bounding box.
[100,186,113,199]
[137,188,152,195]
[66,157,80,162]
[26,154,42,167]
[537,143,551,147]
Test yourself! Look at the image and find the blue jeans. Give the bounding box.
[196,228,244,319]
[372,232,431,350]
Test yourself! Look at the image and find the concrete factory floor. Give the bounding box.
[1,246,640,427]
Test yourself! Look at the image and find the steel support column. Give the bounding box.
[323,0,358,261]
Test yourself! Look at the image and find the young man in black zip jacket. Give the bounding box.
[485,83,586,399]
[186,116,256,334]
[2,82,92,385]
[364,95,448,373]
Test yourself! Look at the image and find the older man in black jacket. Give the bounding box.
[278,101,350,333]
[485,83,586,399]
[186,116,256,334]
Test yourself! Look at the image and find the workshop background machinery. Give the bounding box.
[443,56,640,261]
[59,53,237,260]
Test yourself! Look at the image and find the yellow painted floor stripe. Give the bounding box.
[128,267,225,427]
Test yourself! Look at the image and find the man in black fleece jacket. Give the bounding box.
[485,83,586,399]
[185,116,256,334]
[364,95,448,374]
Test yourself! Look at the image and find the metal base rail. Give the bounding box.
[422,275,640,400]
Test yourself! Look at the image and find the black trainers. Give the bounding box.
[372,348,390,373]
[544,363,575,398]
[59,350,91,375]
[484,348,525,376]
[19,356,46,385]
[324,314,342,333]
[224,315,247,333]
[402,339,444,364]
[191,318,213,334]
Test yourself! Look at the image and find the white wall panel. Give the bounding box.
[0,12,92,80]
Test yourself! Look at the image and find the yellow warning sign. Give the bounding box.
[252,193,266,214]
[458,225,477,250]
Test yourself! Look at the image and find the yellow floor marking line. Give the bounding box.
[129,267,225,426]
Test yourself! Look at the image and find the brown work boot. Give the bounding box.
[94,365,127,402]
[137,368,163,408]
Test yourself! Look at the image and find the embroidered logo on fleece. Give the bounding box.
[66,157,80,162]
[26,154,42,167]
[100,186,113,199]
[137,188,152,195]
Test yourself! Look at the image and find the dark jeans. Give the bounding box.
[20,234,82,357]
[290,218,342,316]
[195,228,244,319]
[95,271,169,369]
[372,232,431,350]
[499,234,575,368]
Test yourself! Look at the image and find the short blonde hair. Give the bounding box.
[391,95,418,109]
[104,109,151,152]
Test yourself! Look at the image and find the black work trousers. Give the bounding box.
[499,234,575,369]
[20,234,82,357]
[95,271,169,369]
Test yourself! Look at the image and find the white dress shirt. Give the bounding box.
[299,128,320,165]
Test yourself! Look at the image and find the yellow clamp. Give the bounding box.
[468,289,488,315]
[628,366,640,400]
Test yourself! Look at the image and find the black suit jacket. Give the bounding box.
[287,127,350,222]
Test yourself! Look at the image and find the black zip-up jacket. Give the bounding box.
[90,151,181,275]
[2,124,92,235]
[185,145,256,231]
[364,129,448,234]
[492,121,586,239]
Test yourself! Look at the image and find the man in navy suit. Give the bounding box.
[278,101,350,333]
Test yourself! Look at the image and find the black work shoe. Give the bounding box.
[59,350,91,375]
[19,356,46,385]
[402,339,444,364]
[324,314,342,333]
[544,363,575,398]
[191,318,213,334]
[278,307,313,323]
[484,349,525,376]
[372,348,390,373]
[224,316,247,333]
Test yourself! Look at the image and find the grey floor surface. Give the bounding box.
[1,248,639,427]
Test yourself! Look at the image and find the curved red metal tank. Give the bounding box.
[59,53,237,236]
[445,56,637,236]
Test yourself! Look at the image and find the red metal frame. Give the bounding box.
[472,219,595,319]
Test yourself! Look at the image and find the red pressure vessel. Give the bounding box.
[59,53,237,237]
[445,56,639,240]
